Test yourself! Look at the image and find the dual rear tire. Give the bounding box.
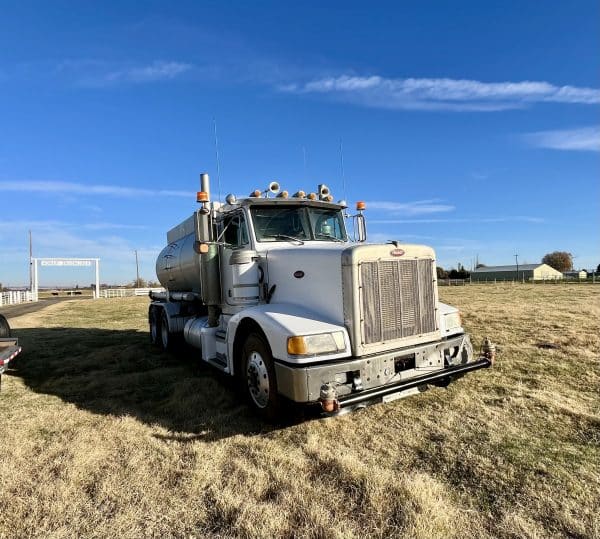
[149,308,173,351]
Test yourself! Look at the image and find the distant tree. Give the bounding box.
[0,283,4,292]
[542,251,573,273]
[133,278,147,288]
[436,266,448,279]
[597,263,600,274]
[449,263,470,279]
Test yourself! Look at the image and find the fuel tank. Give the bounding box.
[156,231,202,293]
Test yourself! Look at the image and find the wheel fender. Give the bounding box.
[227,303,351,374]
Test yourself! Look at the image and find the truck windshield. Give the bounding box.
[250,205,347,243]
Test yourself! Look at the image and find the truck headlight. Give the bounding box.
[287,332,345,356]
[443,311,462,332]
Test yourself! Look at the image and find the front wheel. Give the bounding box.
[242,333,280,420]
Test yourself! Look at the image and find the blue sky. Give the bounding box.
[0,0,598,286]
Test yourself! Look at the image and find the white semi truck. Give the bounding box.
[150,174,493,418]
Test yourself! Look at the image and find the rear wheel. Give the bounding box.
[0,315,10,338]
[149,308,161,346]
[242,333,280,420]
[160,310,172,351]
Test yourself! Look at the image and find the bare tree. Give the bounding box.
[542,251,573,272]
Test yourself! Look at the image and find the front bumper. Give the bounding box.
[274,333,486,404]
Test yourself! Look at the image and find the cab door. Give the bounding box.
[219,211,260,313]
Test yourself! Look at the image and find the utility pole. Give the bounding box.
[514,253,519,282]
[135,250,140,287]
[29,230,33,291]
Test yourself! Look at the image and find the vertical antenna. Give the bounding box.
[339,138,347,201]
[213,117,222,203]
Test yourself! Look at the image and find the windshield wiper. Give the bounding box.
[264,234,305,245]
[316,234,345,242]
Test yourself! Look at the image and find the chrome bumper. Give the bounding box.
[274,333,480,404]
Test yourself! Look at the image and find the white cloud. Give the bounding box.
[281,75,600,111]
[366,199,454,215]
[0,180,192,198]
[103,61,192,84]
[0,220,162,286]
[369,216,544,224]
[523,126,600,152]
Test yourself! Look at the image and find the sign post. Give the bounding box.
[32,258,101,299]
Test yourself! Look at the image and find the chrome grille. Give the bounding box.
[360,259,436,344]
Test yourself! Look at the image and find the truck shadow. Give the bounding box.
[7,327,307,440]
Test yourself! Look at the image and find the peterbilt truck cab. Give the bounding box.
[149,175,493,418]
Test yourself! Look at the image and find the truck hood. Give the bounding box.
[264,243,346,325]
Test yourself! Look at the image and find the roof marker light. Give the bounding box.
[356,201,366,211]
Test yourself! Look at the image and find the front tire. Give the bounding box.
[242,333,280,420]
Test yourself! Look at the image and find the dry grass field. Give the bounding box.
[0,284,598,538]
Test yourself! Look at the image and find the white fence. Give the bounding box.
[99,287,164,299]
[0,290,35,307]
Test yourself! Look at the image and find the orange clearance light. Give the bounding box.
[294,190,306,198]
[307,192,317,200]
[197,191,209,203]
[250,189,261,198]
[324,194,334,202]
[277,190,289,198]
[356,201,366,211]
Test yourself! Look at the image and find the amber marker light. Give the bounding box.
[250,189,261,198]
[197,191,209,203]
[287,336,308,355]
[307,192,317,200]
[356,201,366,211]
[277,190,289,198]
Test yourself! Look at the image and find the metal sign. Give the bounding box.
[40,260,92,267]
[32,257,101,299]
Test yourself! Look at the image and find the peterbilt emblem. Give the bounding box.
[390,249,405,257]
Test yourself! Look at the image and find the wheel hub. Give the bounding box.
[246,351,269,408]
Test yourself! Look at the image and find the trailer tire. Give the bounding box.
[149,308,161,347]
[242,333,280,420]
[160,309,174,352]
[0,315,10,338]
